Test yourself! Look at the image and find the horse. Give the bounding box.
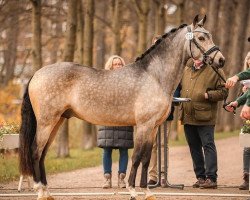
[19,15,225,200]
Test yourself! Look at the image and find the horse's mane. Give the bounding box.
[135,24,188,62]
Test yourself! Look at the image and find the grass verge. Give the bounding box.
[0,130,239,183]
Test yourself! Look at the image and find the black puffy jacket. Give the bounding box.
[97,126,134,149]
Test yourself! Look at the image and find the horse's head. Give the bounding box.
[186,15,225,68]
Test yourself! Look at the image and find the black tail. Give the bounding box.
[19,79,37,176]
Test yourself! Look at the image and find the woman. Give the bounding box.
[226,52,250,190]
[97,55,134,189]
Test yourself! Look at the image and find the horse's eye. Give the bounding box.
[198,36,205,41]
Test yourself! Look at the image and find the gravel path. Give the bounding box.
[1,136,250,200]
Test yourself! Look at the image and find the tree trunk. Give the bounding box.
[57,0,77,158]
[155,0,166,35]
[76,0,84,64]
[206,0,220,39]
[111,0,122,55]
[223,0,250,131]
[2,0,19,86]
[82,0,96,150]
[94,0,106,69]
[132,0,150,55]
[30,0,42,72]
[215,0,235,131]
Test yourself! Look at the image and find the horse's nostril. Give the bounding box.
[219,58,225,67]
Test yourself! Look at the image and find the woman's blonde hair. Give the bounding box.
[243,52,250,70]
[104,55,125,70]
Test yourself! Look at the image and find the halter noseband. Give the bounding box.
[186,26,220,65]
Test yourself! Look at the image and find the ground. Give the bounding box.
[1,136,250,200]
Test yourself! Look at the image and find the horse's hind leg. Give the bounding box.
[39,118,65,200]
[128,124,158,200]
[32,117,62,200]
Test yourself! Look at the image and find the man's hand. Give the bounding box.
[225,75,239,88]
[240,105,250,120]
[225,101,238,112]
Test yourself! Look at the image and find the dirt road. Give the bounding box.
[1,136,250,200]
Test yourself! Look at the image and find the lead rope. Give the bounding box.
[210,65,236,115]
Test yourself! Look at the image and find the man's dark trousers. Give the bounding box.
[184,124,217,182]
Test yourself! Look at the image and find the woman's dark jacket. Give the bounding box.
[97,126,134,149]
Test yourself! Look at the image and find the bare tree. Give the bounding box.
[154,0,166,35]
[30,0,42,72]
[82,0,96,150]
[76,0,84,64]
[57,0,77,158]
[223,0,250,131]
[94,0,106,69]
[206,0,220,39]
[132,0,150,55]
[1,0,19,86]
[111,0,122,55]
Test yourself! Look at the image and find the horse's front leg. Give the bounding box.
[140,127,158,200]
[127,125,158,200]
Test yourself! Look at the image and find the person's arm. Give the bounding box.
[206,69,228,102]
[226,69,250,88]
[236,91,248,107]
[237,68,250,81]
[245,89,250,107]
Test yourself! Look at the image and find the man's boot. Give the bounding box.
[118,173,126,188]
[239,173,249,190]
[102,173,112,189]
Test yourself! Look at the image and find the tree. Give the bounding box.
[223,0,250,131]
[2,0,20,86]
[76,0,84,65]
[57,0,77,158]
[154,0,166,35]
[111,0,122,55]
[94,0,106,69]
[30,0,42,72]
[132,0,150,55]
[82,0,96,150]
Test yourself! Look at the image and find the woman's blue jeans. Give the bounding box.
[103,147,128,174]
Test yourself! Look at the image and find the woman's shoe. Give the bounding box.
[118,173,126,188]
[102,173,112,189]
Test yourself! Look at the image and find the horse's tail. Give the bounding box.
[19,78,37,176]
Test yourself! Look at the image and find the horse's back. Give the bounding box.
[28,62,144,125]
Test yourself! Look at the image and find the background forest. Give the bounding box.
[0,0,250,157]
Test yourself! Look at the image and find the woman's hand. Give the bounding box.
[225,75,239,88]
[225,101,238,112]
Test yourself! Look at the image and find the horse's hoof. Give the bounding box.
[145,195,157,200]
[47,196,55,200]
[37,198,48,200]
[37,197,55,200]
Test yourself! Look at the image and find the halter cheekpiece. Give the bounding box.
[186,26,220,65]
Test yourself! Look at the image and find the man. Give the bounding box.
[148,35,181,185]
[180,59,228,189]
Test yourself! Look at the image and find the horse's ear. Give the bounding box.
[197,15,207,27]
[192,15,199,28]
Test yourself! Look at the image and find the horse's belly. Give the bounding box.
[72,105,136,126]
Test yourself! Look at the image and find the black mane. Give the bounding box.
[135,24,188,62]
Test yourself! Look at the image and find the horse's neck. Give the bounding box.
[147,29,189,96]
